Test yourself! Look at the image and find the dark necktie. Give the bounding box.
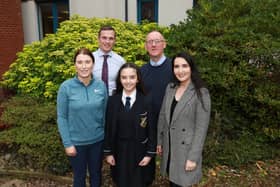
[125,97,131,111]
[102,55,109,91]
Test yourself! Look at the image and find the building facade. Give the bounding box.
[22,0,194,43]
[0,0,24,79]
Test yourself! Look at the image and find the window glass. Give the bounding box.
[57,3,69,23]
[38,0,69,38]
[138,0,158,23]
[141,1,155,22]
[39,3,53,35]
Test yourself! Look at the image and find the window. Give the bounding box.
[137,0,158,23]
[193,0,198,8]
[37,0,69,39]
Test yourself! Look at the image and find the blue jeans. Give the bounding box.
[69,141,103,187]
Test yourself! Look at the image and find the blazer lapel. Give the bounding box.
[170,83,195,126]
[164,86,176,126]
[115,93,123,109]
[132,91,142,110]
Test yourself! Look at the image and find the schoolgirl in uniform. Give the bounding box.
[104,63,156,187]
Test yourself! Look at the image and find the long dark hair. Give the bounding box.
[171,52,207,109]
[114,63,145,95]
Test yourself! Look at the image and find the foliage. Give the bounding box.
[0,16,169,99]
[167,0,280,144]
[0,96,69,174]
[204,129,280,167]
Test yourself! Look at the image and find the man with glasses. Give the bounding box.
[93,26,125,96]
[140,30,173,186]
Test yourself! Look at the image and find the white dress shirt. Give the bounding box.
[93,48,125,96]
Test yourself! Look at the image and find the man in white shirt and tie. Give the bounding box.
[93,26,125,96]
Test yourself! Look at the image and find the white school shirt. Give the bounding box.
[121,89,136,109]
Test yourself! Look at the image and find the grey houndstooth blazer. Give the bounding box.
[157,82,211,187]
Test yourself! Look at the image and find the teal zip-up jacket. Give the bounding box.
[57,76,108,148]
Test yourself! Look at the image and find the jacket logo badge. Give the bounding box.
[140,112,147,128]
[94,89,100,93]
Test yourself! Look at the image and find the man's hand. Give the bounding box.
[157,145,163,156]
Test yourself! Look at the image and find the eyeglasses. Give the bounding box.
[146,39,165,45]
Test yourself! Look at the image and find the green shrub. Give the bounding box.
[204,112,280,167]
[204,131,280,167]
[167,0,280,141]
[1,16,169,100]
[0,96,69,174]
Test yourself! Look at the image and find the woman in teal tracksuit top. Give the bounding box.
[57,48,108,187]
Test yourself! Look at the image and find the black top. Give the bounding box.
[170,96,178,124]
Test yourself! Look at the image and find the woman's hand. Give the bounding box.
[185,160,197,171]
[138,156,151,166]
[106,155,116,166]
[65,146,77,157]
[157,145,163,156]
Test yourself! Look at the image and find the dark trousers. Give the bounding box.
[69,141,103,187]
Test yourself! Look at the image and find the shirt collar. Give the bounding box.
[97,48,113,57]
[122,89,136,106]
[150,55,166,66]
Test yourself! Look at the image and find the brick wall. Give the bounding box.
[0,0,24,79]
